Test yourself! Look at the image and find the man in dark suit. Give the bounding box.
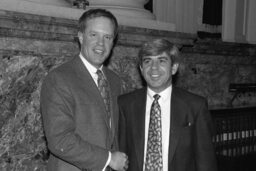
[118,39,217,171]
[41,9,128,171]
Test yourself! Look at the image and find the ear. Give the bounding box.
[171,63,179,75]
[77,31,83,44]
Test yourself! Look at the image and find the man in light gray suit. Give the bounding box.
[41,9,128,171]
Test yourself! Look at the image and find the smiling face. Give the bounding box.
[78,16,115,69]
[140,52,179,93]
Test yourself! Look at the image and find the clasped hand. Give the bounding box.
[109,151,129,171]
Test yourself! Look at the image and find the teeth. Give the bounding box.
[94,49,103,54]
[151,74,159,77]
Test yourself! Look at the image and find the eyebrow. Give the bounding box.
[158,56,168,60]
[143,56,169,60]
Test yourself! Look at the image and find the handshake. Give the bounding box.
[109,151,129,171]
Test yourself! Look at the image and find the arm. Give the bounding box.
[40,73,108,170]
[195,100,218,171]
[118,97,127,154]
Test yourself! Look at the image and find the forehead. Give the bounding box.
[85,17,115,33]
[142,52,170,59]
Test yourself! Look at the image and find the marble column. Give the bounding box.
[23,0,70,7]
[0,0,175,31]
[86,0,155,19]
[22,0,154,19]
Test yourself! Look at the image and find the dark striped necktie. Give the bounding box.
[96,69,111,127]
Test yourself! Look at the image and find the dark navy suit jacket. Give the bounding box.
[118,87,217,171]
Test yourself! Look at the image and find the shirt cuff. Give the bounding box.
[103,151,111,171]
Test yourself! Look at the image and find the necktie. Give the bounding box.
[96,70,111,127]
[145,94,163,171]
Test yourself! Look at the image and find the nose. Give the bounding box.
[97,36,104,45]
[151,60,159,69]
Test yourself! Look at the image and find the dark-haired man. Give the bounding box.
[118,39,217,171]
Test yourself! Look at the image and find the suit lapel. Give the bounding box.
[72,57,111,131]
[168,87,187,166]
[133,88,187,170]
[103,67,118,142]
[132,88,147,171]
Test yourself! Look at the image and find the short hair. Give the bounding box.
[78,8,118,37]
[138,39,180,66]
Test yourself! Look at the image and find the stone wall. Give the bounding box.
[0,10,256,170]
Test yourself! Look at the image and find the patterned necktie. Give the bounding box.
[96,70,111,127]
[145,94,163,171]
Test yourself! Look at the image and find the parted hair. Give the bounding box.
[138,38,180,66]
[78,8,118,37]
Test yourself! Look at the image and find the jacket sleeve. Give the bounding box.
[118,97,127,154]
[195,100,218,171]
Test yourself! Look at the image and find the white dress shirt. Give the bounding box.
[79,54,111,171]
[143,86,172,171]
[79,53,101,86]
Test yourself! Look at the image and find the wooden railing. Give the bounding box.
[211,107,256,171]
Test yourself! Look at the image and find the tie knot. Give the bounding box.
[96,70,105,81]
[96,69,103,76]
[153,94,160,101]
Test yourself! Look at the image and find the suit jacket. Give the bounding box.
[118,87,217,171]
[40,56,122,171]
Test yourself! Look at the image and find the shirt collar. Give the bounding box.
[79,53,103,75]
[147,85,172,102]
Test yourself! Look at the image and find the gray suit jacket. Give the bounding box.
[41,56,122,171]
[118,87,217,171]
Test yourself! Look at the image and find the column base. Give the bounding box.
[87,5,155,20]
[0,0,175,31]
[23,0,70,7]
